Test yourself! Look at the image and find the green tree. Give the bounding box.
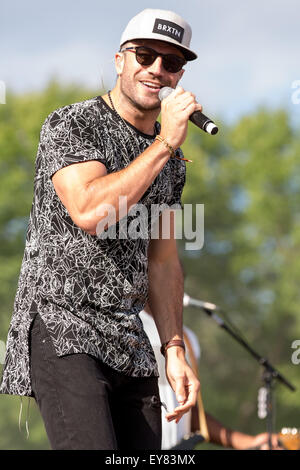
[180,110,300,447]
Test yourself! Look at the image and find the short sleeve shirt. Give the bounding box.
[0,96,186,397]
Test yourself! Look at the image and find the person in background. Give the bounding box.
[140,305,283,450]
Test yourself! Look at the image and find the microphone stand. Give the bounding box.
[186,297,296,449]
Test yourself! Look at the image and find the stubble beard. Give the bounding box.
[120,76,161,113]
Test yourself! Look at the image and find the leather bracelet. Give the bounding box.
[160,339,186,357]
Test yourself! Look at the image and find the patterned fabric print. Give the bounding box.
[0,96,186,397]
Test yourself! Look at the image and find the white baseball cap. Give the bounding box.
[120,9,197,61]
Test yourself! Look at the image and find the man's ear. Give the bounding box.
[115,52,125,76]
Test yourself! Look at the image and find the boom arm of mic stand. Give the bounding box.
[198,305,296,392]
[190,302,296,450]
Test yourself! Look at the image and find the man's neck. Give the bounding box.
[102,86,160,136]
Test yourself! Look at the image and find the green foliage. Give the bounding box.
[180,109,300,440]
[0,83,299,449]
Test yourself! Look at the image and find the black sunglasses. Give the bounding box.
[120,46,186,73]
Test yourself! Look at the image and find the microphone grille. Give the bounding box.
[183,293,190,307]
[158,87,174,102]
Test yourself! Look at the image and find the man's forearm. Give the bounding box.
[147,254,184,345]
[78,140,170,235]
[147,232,200,419]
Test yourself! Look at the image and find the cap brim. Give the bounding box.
[120,37,197,62]
[175,44,197,61]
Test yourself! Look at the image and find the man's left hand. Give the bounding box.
[164,346,200,423]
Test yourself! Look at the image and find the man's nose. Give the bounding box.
[147,56,164,75]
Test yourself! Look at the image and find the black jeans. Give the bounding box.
[29,313,162,450]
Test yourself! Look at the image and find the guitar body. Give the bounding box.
[170,432,205,450]
[278,428,300,450]
[170,428,300,450]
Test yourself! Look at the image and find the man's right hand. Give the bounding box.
[159,86,203,149]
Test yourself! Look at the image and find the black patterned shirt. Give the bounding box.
[0,96,186,397]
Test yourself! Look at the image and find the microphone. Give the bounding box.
[183,293,225,327]
[183,293,218,311]
[159,87,218,135]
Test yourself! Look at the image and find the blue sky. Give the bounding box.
[1,0,299,123]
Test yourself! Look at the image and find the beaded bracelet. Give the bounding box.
[155,135,192,163]
[155,135,175,157]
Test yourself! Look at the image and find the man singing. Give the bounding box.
[0,9,201,450]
